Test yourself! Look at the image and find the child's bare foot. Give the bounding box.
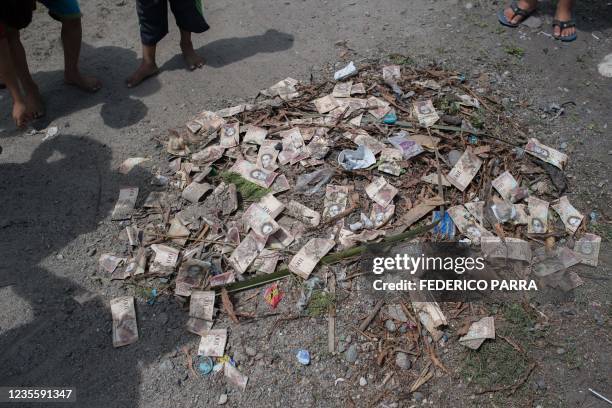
[126,61,159,88]
[65,72,102,93]
[181,41,205,70]
[23,82,45,119]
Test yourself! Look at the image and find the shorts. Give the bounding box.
[38,0,82,21]
[137,0,209,46]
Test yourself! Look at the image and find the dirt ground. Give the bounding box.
[0,0,611,407]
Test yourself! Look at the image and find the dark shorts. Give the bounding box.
[137,0,209,46]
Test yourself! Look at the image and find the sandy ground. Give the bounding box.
[0,0,611,407]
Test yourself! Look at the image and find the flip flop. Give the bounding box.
[553,19,577,42]
[498,1,535,28]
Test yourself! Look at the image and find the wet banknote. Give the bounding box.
[192,145,225,163]
[175,259,210,297]
[527,197,549,234]
[524,138,568,170]
[189,290,215,322]
[111,187,139,220]
[219,122,240,148]
[230,159,277,188]
[289,238,335,279]
[323,185,351,219]
[365,176,398,208]
[551,196,584,234]
[197,329,227,357]
[243,125,268,145]
[446,148,482,192]
[252,248,281,274]
[286,200,320,227]
[256,142,279,171]
[481,236,532,262]
[111,296,139,347]
[313,95,339,114]
[573,233,601,266]
[413,99,439,127]
[491,171,518,201]
[388,132,424,159]
[447,205,494,244]
[228,231,265,274]
[370,203,395,228]
[332,81,352,98]
[378,148,403,176]
[243,203,280,238]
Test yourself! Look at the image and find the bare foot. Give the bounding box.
[65,72,102,93]
[126,60,159,88]
[23,82,45,119]
[553,4,576,39]
[503,0,538,25]
[181,41,205,70]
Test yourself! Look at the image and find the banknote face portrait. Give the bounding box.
[250,169,268,182]
[260,153,274,169]
[531,145,549,158]
[327,204,342,217]
[418,103,433,115]
[567,216,582,228]
[531,218,545,233]
[465,224,482,239]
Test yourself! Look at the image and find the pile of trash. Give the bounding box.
[102,60,600,393]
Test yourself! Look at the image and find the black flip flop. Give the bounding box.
[552,19,577,42]
[498,1,536,28]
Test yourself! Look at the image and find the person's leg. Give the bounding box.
[61,18,101,91]
[39,0,101,91]
[180,30,204,70]
[5,27,44,118]
[170,0,209,70]
[0,35,31,127]
[553,0,576,39]
[126,0,168,87]
[502,0,538,25]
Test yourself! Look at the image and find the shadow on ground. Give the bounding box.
[0,135,183,407]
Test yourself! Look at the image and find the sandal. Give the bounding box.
[498,1,536,28]
[552,19,577,42]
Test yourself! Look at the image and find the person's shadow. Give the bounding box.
[0,135,186,407]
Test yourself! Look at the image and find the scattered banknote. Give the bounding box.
[532,246,580,277]
[118,157,149,174]
[260,77,299,100]
[490,198,517,224]
[513,203,529,225]
[209,271,236,288]
[182,182,212,203]
[527,197,549,234]
[191,145,225,163]
[551,196,584,234]
[388,132,424,159]
[167,217,190,245]
[573,233,601,266]
[413,99,439,127]
[99,253,126,275]
[111,187,139,220]
[256,143,279,171]
[370,203,395,228]
[197,329,227,357]
[219,122,240,148]
[228,231,265,274]
[289,238,335,279]
[365,176,398,208]
[446,148,482,192]
[481,237,532,262]
[143,191,168,209]
[230,159,277,188]
[313,95,339,114]
[332,81,352,98]
[216,104,245,118]
[459,316,495,350]
[257,193,285,219]
[350,82,366,95]
[175,259,210,297]
[243,125,268,145]
[111,296,139,347]
[492,171,518,201]
[421,172,452,187]
[447,205,493,244]
[243,203,280,238]
[464,201,484,224]
[378,148,403,176]
[457,94,480,108]
[344,129,386,155]
[193,111,225,134]
[270,174,291,194]
[524,138,568,169]
[149,244,180,277]
[323,185,351,219]
[224,362,248,391]
[286,200,321,227]
[382,65,401,81]
[189,290,215,322]
[278,128,307,164]
[367,96,391,119]
[252,249,281,274]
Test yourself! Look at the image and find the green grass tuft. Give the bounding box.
[219,171,272,201]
